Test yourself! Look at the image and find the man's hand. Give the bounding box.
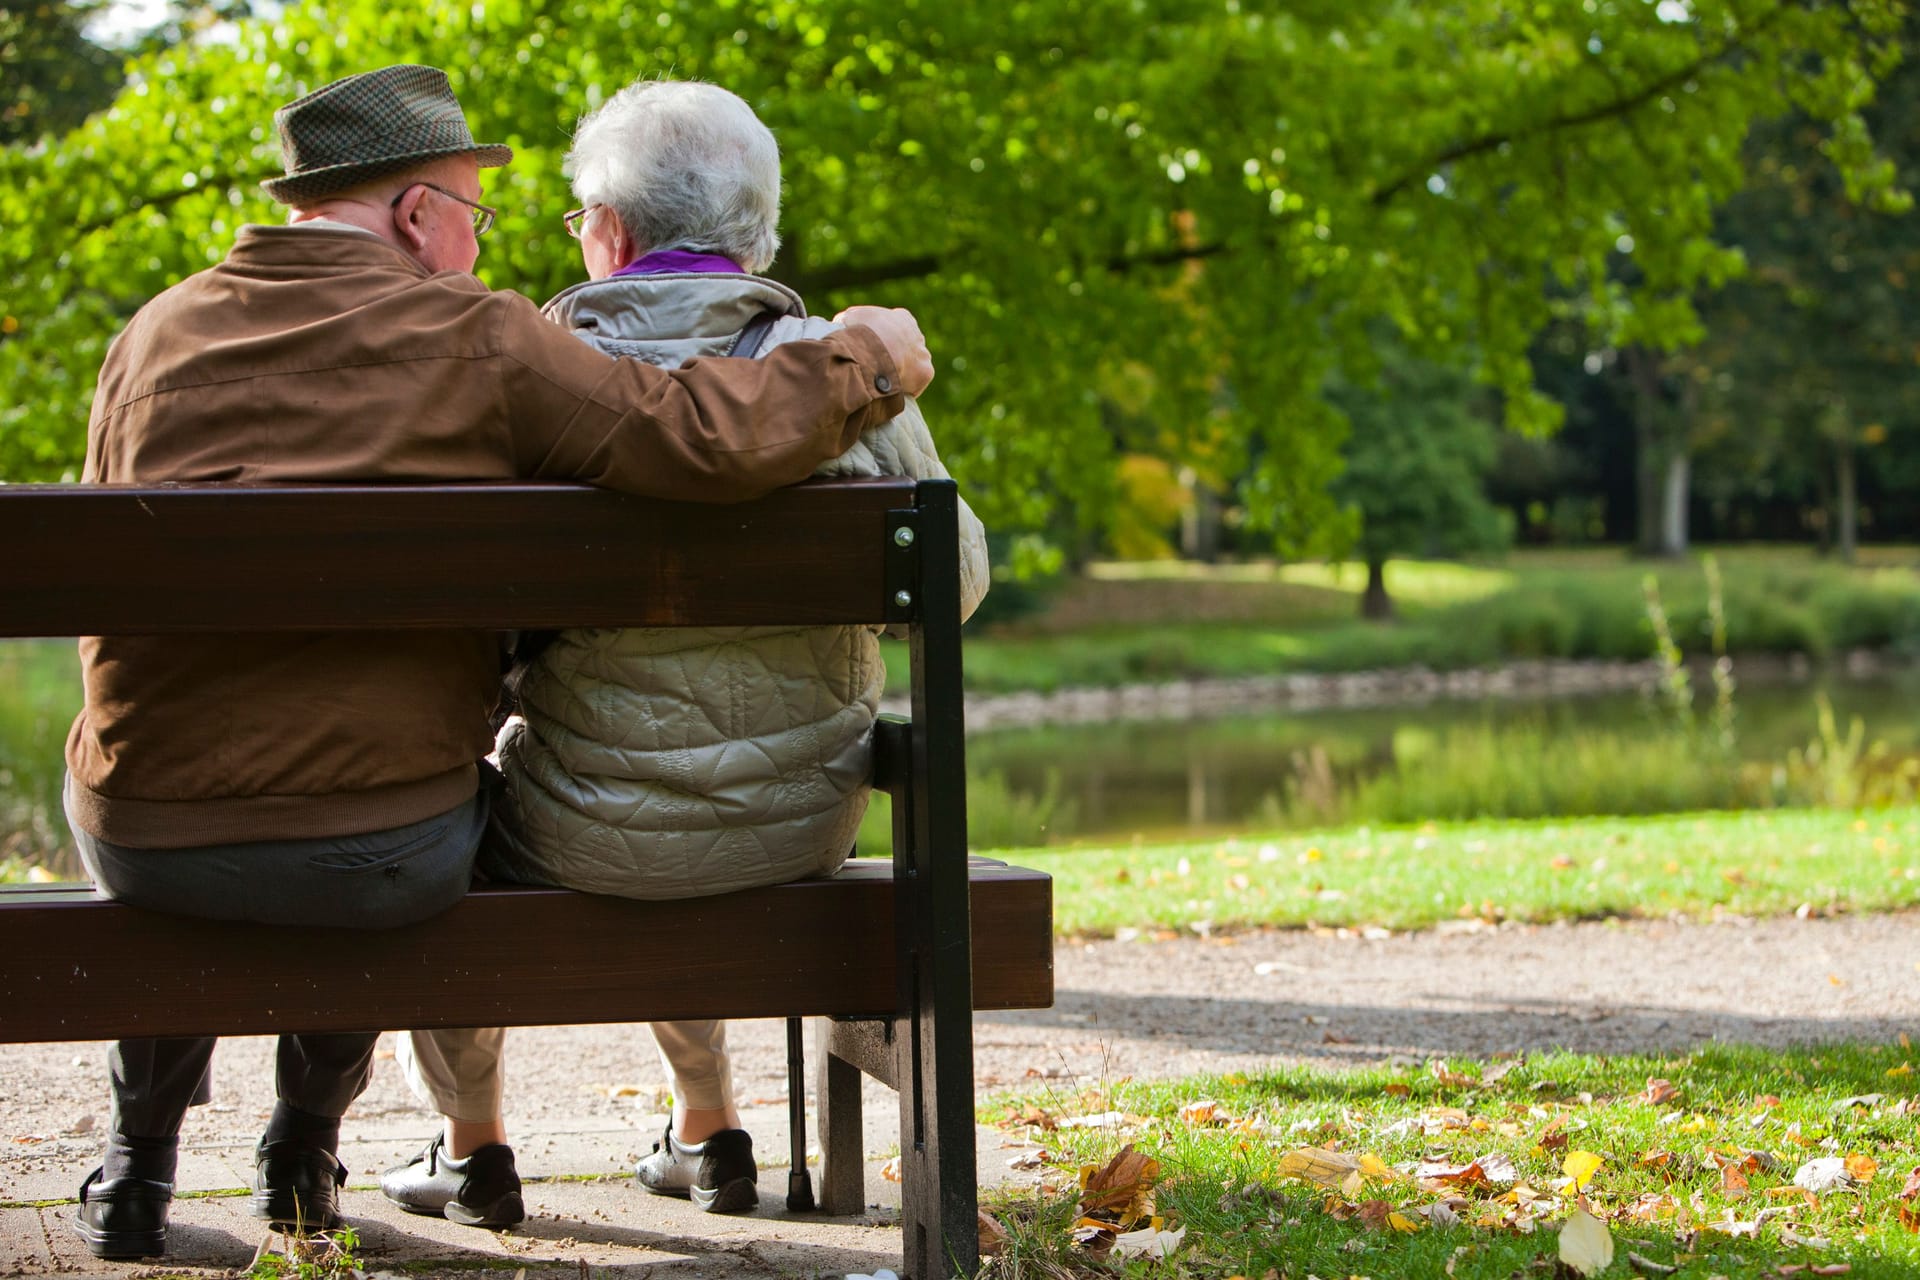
[835,305,934,397]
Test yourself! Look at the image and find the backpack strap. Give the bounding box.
[727,309,781,360]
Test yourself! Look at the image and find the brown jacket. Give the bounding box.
[65,224,905,848]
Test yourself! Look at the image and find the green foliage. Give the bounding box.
[0,0,1909,553]
[0,640,79,874]
[0,1,126,145]
[1329,340,1511,586]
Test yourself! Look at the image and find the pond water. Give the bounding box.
[5,639,1917,874]
[952,674,1920,847]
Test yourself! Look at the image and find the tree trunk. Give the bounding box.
[1626,346,1672,557]
[1812,457,1834,556]
[1361,557,1393,620]
[1836,441,1858,565]
[1658,451,1690,557]
[1179,471,1222,562]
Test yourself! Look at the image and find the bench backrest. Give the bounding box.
[0,476,923,633]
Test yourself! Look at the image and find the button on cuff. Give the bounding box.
[874,373,894,394]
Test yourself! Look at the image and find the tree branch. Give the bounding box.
[1371,3,1790,206]
[71,172,269,241]
[783,238,1240,295]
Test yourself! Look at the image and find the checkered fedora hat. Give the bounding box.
[263,64,513,205]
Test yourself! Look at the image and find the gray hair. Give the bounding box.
[566,80,781,274]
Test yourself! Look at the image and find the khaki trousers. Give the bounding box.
[400,1020,734,1122]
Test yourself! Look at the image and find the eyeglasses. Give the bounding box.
[563,205,599,239]
[391,181,497,236]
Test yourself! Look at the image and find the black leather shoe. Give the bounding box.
[251,1140,347,1232]
[71,1166,172,1259]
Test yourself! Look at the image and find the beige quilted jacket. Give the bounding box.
[488,272,988,899]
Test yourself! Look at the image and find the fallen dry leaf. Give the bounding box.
[1358,1152,1398,1182]
[1483,1058,1524,1085]
[1793,1157,1855,1193]
[1416,1153,1518,1191]
[1078,1145,1161,1225]
[1111,1224,1184,1260]
[1563,1150,1606,1190]
[1844,1153,1878,1183]
[1624,1192,1680,1222]
[1387,1210,1424,1233]
[1627,1251,1678,1276]
[977,1210,1007,1257]
[880,1157,902,1184]
[1899,1167,1920,1202]
[1723,1161,1750,1199]
[1275,1147,1361,1190]
[1059,1110,1126,1130]
[1559,1206,1616,1277]
[1071,1221,1115,1256]
[1640,1078,1680,1106]
[1357,1199,1393,1230]
[1179,1099,1230,1127]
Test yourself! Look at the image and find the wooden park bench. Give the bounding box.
[0,476,1053,1280]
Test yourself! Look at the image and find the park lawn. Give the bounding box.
[1013,807,1920,938]
[978,1043,1920,1279]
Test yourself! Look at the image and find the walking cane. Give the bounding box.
[785,1016,815,1210]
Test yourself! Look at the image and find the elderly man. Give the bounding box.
[66,64,933,1260]
[380,78,987,1226]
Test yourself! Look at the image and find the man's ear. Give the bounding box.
[390,184,430,252]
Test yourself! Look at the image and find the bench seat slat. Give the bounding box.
[0,861,1053,1042]
[0,478,915,634]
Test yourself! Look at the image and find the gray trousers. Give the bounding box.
[69,780,489,1139]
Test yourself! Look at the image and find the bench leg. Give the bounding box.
[816,1017,879,1215]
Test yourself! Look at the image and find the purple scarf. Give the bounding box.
[610,249,745,277]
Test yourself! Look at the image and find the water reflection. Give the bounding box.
[952,672,1920,846]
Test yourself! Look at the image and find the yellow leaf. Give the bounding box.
[1359,1153,1398,1182]
[1275,1147,1362,1190]
[1888,1063,1913,1078]
[1387,1211,1423,1233]
[1559,1207,1616,1277]
[1563,1150,1605,1190]
[1846,1153,1879,1183]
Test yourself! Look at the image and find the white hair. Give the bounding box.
[566,80,781,273]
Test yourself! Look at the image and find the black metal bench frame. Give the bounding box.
[0,476,1053,1280]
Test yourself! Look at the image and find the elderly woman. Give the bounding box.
[380,80,987,1224]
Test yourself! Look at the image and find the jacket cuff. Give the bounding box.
[827,325,909,431]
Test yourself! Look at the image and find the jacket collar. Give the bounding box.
[542,272,805,344]
[226,223,432,277]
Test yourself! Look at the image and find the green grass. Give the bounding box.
[915,545,1920,695]
[1013,807,1920,938]
[980,1043,1920,1279]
